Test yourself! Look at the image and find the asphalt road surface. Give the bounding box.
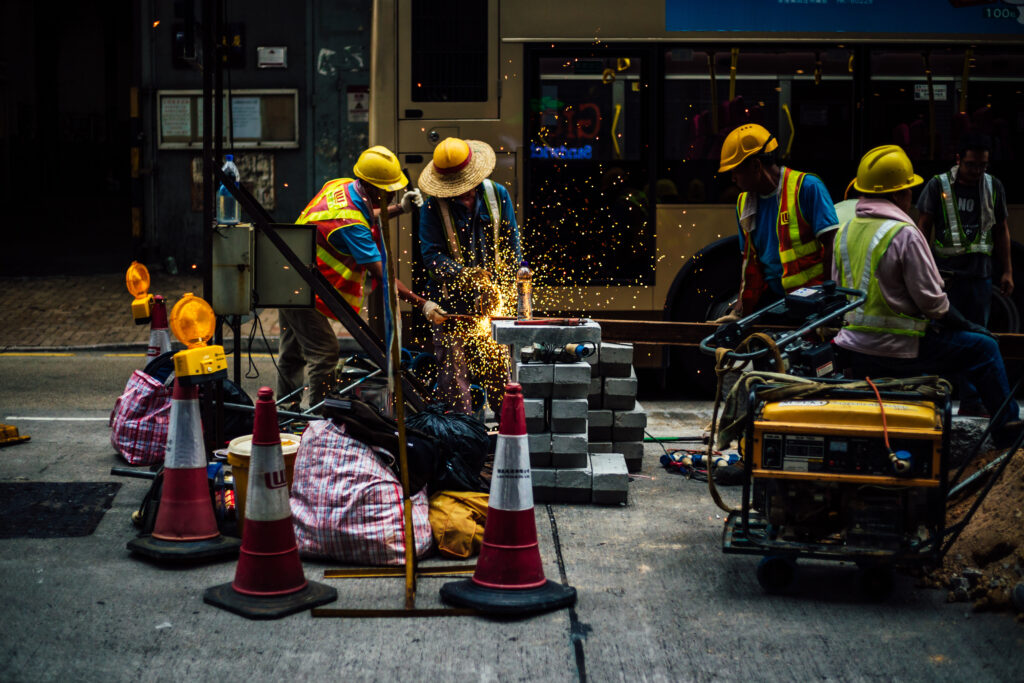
[0,352,1021,681]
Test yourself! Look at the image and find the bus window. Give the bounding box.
[525,52,654,287]
[869,47,1024,200]
[661,47,854,205]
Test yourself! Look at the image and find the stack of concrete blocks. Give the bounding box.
[587,342,646,474]
[492,319,630,505]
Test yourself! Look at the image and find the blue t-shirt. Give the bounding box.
[325,184,382,265]
[737,169,839,295]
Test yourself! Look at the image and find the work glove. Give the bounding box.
[941,304,994,338]
[709,310,741,325]
[422,300,448,325]
[400,188,424,214]
[459,266,492,284]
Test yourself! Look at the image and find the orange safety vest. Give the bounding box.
[737,168,824,313]
[296,178,380,318]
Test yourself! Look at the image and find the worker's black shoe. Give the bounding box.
[992,420,1024,449]
[957,401,990,418]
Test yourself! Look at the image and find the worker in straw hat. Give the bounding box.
[277,145,438,412]
[832,144,1021,447]
[417,137,523,416]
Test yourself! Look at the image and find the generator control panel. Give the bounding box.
[760,433,935,478]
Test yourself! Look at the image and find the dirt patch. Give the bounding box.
[921,448,1024,619]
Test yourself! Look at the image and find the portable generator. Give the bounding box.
[701,282,951,595]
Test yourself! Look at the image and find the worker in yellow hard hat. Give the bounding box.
[416,137,523,416]
[833,145,1021,447]
[713,124,840,321]
[277,145,437,412]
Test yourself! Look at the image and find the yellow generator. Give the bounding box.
[725,385,950,595]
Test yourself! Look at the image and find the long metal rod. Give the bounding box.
[323,565,475,579]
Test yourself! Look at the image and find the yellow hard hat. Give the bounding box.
[719,124,778,173]
[853,145,923,194]
[353,145,408,192]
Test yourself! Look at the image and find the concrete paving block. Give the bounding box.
[551,432,588,469]
[599,342,634,378]
[585,346,599,376]
[588,409,612,441]
[588,376,603,409]
[589,441,614,453]
[615,440,644,473]
[552,361,591,399]
[554,461,593,503]
[524,398,547,433]
[528,432,551,468]
[531,467,556,503]
[603,368,637,411]
[492,319,602,347]
[550,399,588,434]
[591,453,628,505]
[612,402,647,442]
[517,362,553,398]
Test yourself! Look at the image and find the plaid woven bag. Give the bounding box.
[290,419,432,565]
[109,370,172,465]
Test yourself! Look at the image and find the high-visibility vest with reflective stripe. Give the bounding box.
[836,217,928,338]
[296,178,379,317]
[932,171,995,257]
[737,168,824,311]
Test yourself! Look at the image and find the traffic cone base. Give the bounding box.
[440,579,575,616]
[203,579,337,621]
[127,533,240,562]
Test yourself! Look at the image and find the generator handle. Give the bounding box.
[699,285,866,363]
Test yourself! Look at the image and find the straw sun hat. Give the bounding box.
[417,138,496,198]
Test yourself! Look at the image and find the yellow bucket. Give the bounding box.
[227,433,301,533]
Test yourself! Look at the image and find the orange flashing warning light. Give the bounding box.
[169,293,227,384]
[126,262,153,324]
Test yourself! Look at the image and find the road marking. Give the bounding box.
[104,353,145,357]
[5,416,110,421]
[0,352,75,357]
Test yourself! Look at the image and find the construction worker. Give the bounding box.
[417,137,522,416]
[833,145,1020,446]
[713,124,840,321]
[917,132,1013,417]
[277,145,435,412]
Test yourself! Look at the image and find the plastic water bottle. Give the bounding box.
[216,154,241,225]
[516,260,533,320]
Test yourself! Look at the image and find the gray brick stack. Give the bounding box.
[493,320,642,505]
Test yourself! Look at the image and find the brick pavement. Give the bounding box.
[0,271,291,351]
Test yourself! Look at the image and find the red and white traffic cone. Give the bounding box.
[127,377,241,562]
[147,295,172,361]
[204,387,336,619]
[440,383,576,615]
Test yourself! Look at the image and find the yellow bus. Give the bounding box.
[369,0,1024,389]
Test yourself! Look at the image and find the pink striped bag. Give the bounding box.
[290,419,432,565]
[109,370,172,465]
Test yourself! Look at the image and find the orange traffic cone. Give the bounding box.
[146,295,173,361]
[440,383,576,615]
[204,387,336,619]
[127,377,241,562]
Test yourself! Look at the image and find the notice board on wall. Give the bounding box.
[158,89,298,149]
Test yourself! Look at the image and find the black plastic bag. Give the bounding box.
[406,404,489,494]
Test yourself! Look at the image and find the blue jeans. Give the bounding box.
[946,276,993,408]
[842,326,1019,439]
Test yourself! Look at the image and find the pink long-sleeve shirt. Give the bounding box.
[832,197,949,358]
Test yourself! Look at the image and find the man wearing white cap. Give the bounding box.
[417,137,523,416]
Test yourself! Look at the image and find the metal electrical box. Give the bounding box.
[210,223,316,313]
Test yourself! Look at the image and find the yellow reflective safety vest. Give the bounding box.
[738,168,824,312]
[836,217,928,337]
[296,178,379,317]
[932,168,996,257]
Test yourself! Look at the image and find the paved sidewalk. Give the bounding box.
[0,271,294,351]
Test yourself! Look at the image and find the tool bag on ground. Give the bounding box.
[406,403,490,494]
[322,397,438,494]
[109,369,172,465]
[289,419,433,565]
